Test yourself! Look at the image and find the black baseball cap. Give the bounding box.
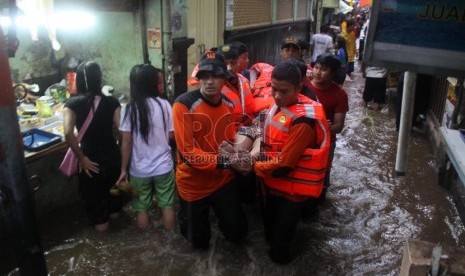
[281,36,300,50]
[196,51,234,79]
[217,44,239,60]
[230,41,248,55]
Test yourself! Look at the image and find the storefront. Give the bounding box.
[427,77,465,222]
[365,0,465,223]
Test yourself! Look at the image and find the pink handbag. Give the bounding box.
[60,97,101,177]
[59,148,79,177]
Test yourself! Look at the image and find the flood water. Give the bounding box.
[3,64,465,275]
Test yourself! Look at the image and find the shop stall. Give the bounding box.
[16,87,80,216]
[438,78,465,221]
[22,141,80,217]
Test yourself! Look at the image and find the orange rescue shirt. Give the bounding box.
[173,90,236,201]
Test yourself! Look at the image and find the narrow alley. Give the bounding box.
[3,62,464,275]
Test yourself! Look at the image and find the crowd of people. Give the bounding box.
[63,12,396,264]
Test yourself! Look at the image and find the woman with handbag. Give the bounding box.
[63,61,123,232]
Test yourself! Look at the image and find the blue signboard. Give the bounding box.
[365,0,465,77]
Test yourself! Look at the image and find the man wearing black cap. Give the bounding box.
[280,36,301,61]
[230,41,250,76]
[217,44,255,127]
[173,51,248,250]
[218,44,257,203]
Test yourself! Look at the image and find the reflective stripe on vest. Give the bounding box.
[222,73,253,125]
[222,85,243,124]
[262,96,330,197]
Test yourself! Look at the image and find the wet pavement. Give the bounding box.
[2,63,465,275]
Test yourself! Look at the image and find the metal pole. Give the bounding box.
[139,0,150,64]
[395,71,417,176]
[161,0,174,102]
[0,27,47,275]
[315,0,323,34]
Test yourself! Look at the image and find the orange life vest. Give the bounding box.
[250,63,274,114]
[187,63,200,87]
[262,95,331,197]
[221,73,255,127]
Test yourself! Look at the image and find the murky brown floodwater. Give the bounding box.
[3,63,465,275]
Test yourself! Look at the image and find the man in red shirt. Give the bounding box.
[308,53,349,203]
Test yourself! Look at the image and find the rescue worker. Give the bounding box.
[230,41,250,78]
[217,44,255,128]
[249,35,302,115]
[286,57,318,101]
[217,44,257,203]
[187,47,218,88]
[188,44,255,128]
[253,63,331,264]
[280,36,301,62]
[173,51,248,250]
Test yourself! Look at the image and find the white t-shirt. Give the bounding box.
[360,20,369,40]
[120,97,174,178]
[310,33,333,62]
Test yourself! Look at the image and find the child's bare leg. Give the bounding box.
[136,211,151,230]
[94,221,109,232]
[162,208,175,231]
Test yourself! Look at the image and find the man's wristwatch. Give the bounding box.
[218,155,231,169]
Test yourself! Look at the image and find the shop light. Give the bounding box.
[0,11,95,30]
[0,15,39,29]
[52,11,96,30]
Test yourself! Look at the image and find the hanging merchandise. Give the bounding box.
[338,0,354,14]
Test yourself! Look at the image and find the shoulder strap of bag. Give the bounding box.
[76,96,101,143]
